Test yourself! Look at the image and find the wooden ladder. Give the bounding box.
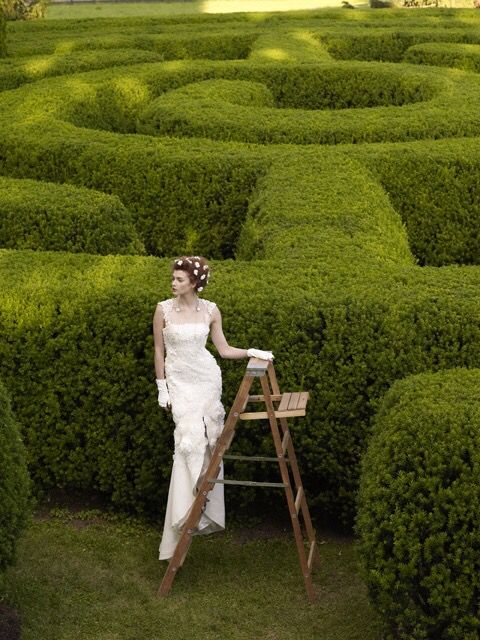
[158,357,320,603]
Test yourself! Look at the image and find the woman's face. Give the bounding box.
[171,269,196,297]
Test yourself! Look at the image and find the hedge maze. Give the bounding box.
[1,10,480,544]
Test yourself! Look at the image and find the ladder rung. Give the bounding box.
[223,454,281,463]
[295,486,304,515]
[307,540,316,571]
[208,478,288,488]
[282,430,290,455]
[239,409,306,420]
[248,394,282,402]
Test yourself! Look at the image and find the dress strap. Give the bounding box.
[157,299,174,326]
[204,300,217,323]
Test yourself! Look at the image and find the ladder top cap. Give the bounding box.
[246,357,270,376]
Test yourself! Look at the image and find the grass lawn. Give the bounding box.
[45,0,364,20]
[1,508,382,640]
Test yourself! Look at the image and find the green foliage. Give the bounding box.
[357,368,480,640]
[405,42,480,72]
[0,13,6,57]
[323,28,480,62]
[366,153,480,266]
[0,49,167,92]
[3,10,480,525]
[2,0,48,21]
[0,176,143,255]
[0,379,30,573]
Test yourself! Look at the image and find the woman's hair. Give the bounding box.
[172,256,210,292]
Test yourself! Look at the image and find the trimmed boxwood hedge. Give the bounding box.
[0,14,6,58]
[357,368,480,640]
[0,176,143,255]
[2,11,480,525]
[2,142,480,524]
[322,28,480,62]
[405,42,480,72]
[364,152,480,267]
[0,49,167,92]
[0,379,30,573]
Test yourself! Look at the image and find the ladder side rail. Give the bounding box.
[267,366,320,569]
[158,373,254,597]
[260,374,316,603]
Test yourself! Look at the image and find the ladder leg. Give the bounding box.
[260,374,317,604]
[158,373,255,597]
[267,365,321,570]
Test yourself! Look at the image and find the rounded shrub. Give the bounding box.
[0,380,30,573]
[357,368,480,640]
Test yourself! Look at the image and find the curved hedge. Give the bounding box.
[0,380,30,573]
[0,176,143,255]
[357,368,480,640]
[405,42,480,72]
[322,27,480,62]
[0,49,166,92]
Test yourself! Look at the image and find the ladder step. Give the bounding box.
[295,486,304,515]
[248,394,282,402]
[223,454,284,463]
[239,409,306,420]
[208,478,288,488]
[278,391,310,412]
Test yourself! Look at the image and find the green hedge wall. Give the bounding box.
[2,142,480,523]
[0,14,6,58]
[405,42,480,72]
[363,151,480,266]
[0,49,166,92]
[0,380,30,573]
[2,11,480,525]
[0,176,143,255]
[357,368,480,640]
[322,28,480,62]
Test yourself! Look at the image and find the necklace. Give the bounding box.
[174,297,201,313]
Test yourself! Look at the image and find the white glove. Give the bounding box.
[247,348,274,361]
[156,379,170,409]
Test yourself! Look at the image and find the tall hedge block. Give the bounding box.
[357,368,480,640]
[0,176,144,255]
[0,380,30,573]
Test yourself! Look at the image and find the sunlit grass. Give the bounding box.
[45,0,360,20]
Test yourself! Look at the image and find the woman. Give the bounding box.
[154,256,273,560]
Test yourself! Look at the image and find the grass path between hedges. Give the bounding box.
[45,0,367,20]
[1,508,382,640]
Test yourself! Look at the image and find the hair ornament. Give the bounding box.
[200,274,206,280]
[194,261,200,268]
[197,286,204,292]
[203,265,208,271]
[194,269,198,275]
[176,259,183,266]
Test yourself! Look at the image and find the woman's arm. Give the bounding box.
[153,304,166,378]
[210,307,248,360]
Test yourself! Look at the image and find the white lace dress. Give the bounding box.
[158,297,225,561]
